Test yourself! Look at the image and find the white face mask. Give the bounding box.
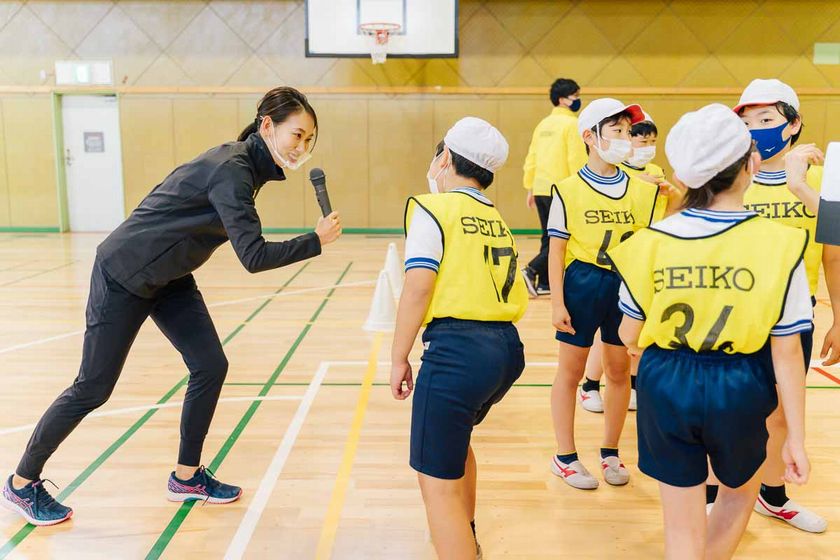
[426,153,447,193]
[265,121,312,171]
[594,127,633,165]
[627,145,656,168]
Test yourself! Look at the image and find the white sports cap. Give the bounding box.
[733,78,800,113]
[665,103,753,190]
[577,98,645,137]
[641,110,654,124]
[444,117,509,173]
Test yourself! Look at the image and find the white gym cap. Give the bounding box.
[444,117,509,173]
[642,110,654,124]
[733,78,800,113]
[665,103,752,190]
[577,98,645,137]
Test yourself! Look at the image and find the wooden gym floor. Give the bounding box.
[0,232,838,559]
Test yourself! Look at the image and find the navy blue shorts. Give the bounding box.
[636,346,777,489]
[556,260,623,348]
[410,318,525,479]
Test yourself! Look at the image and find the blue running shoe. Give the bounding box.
[1,475,73,526]
[167,466,242,504]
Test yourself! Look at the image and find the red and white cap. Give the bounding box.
[733,78,800,113]
[577,98,645,137]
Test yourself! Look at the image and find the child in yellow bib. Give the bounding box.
[391,117,528,559]
[609,104,811,559]
[583,109,683,414]
[546,98,662,491]
[728,78,837,533]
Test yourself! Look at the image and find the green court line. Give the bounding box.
[146,262,352,559]
[0,262,311,559]
[0,227,60,233]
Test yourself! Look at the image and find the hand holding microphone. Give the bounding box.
[309,168,342,246]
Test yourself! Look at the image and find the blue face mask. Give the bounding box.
[750,121,790,160]
[569,98,582,112]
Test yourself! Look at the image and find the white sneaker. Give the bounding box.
[550,456,599,490]
[628,388,637,411]
[601,455,630,486]
[578,387,604,413]
[706,503,714,515]
[754,496,827,533]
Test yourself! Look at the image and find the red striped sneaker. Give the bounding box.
[578,387,604,413]
[601,455,630,486]
[550,456,599,490]
[754,496,827,533]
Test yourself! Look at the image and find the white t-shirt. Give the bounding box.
[404,187,493,273]
[618,208,813,336]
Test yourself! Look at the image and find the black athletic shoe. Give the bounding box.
[521,267,539,297]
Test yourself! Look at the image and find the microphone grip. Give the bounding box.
[315,186,332,217]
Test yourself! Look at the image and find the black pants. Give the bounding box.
[16,258,228,480]
[527,195,552,288]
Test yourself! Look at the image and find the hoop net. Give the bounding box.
[359,22,401,64]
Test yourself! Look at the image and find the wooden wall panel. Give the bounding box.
[0,100,9,227]
[3,96,58,227]
[305,97,371,228]
[119,96,176,213]
[368,98,435,228]
[172,97,239,165]
[496,97,548,230]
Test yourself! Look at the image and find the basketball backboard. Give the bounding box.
[305,0,458,60]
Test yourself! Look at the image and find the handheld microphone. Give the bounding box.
[308,168,333,217]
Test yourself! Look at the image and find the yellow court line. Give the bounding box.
[315,332,384,560]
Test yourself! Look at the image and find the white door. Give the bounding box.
[62,95,125,232]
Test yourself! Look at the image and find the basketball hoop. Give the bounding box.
[359,22,400,64]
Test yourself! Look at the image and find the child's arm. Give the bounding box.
[618,316,644,358]
[548,237,574,334]
[390,268,436,400]
[820,244,840,365]
[785,144,825,214]
[771,334,810,485]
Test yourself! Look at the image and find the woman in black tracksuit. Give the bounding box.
[1,87,341,526]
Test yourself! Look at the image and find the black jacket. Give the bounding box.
[97,133,321,298]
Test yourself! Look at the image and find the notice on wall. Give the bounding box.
[84,131,105,153]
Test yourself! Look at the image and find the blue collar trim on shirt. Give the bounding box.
[755,169,787,185]
[580,165,626,186]
[452,187,493,205]
[682,208,757,223]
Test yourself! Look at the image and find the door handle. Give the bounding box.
[65,148,73,167]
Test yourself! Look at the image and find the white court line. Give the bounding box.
[0,279,376,356]
[0,330,85,356]
[0,396,302,437]
[224,361,330,560]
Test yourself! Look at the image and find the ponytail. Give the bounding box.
[237,120,259,142]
